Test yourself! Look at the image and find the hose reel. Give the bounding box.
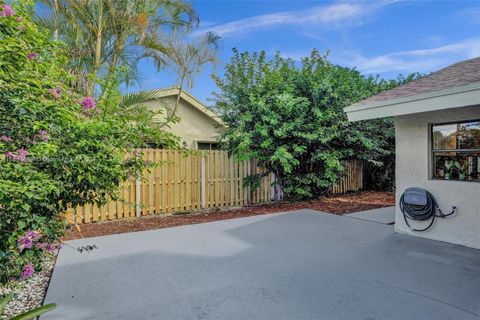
[399,187,456,232]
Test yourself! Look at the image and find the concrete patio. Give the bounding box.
[43,209,480,320]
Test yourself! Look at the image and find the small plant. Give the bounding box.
[444,160,456,179]
[0,294,56,320]
[455,160,469,181]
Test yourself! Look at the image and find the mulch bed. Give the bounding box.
[65,191,395,240]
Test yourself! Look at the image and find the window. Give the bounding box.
[197,142,221,150]
[431,120,480,182]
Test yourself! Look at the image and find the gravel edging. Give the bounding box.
[0,253,57,319]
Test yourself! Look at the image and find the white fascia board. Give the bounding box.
[344,82,480,121]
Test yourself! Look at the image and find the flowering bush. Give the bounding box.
[0,1,147,283]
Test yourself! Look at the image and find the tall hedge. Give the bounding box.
[213,49,419,199]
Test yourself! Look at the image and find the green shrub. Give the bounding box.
[0,1,145,284]
[213,49,419,199]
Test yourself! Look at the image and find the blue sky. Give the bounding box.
[129,0,480,105]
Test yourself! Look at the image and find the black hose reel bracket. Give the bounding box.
[399,187,456,232]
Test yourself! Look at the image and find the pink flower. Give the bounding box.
[45,244,56,253]
[0,135,12,142]
[5,148,29,161]
[18,25,25,31]
[40,130,48,142]
[16,148,28,161]
[21,263,35,278]
[27,52,39,60]
[18,237,33,251]
[81,96,96,111]
[48,86,62,99]
[35,242,46,249]
[0,4,15,17]
[16,16,22,22]
[25,230,41,241]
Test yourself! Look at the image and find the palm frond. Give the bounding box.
[120,90,168,109]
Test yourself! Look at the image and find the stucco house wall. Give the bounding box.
[144,95,224,149]
[395,105,480,248]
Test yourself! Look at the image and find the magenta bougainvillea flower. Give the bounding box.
[35,242,46,249]
[45,244,56,253]
[48,86,62,99]
[0,135,12,142]
[4,151,14,159]
[40,130,48,142]
[0,4,15,17]
[25,230,41,241]
[21,263,35,278]
[16,148,28,161]
[27,52,39,60]
[34,130,48,142]
[18,230,42,251]
[81,96,96,111]
[18,236,33,251]
[5,148,28,161]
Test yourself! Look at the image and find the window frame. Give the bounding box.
[430,119,480,182]
[195,140,221,151]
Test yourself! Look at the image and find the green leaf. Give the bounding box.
[11,303,57,320]
[0,294,13,314]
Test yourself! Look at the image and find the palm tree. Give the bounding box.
[142,31,221,125]
[36,0,198,96]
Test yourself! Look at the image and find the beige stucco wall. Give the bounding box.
[395,105,480,248]
[144,96,224,149]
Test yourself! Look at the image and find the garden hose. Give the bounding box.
[399,188,456,232]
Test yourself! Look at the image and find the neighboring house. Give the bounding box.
[345,57,480,249]
[143,87,226,149]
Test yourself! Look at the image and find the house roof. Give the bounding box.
[151,87,225,127]
[344,57,480,121]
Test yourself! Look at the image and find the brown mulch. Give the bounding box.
[64,191,395,241]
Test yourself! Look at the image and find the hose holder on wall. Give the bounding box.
[399,187,456,232]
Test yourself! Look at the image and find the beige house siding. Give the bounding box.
[142,91,225,149]
[395,105,480,249]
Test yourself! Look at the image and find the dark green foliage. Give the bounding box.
[213,49,420,199]
[0,1,174,284]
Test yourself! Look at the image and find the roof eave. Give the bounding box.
[148,87,226,127]
[344,82,480,122]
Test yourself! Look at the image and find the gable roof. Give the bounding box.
[345,57,480,121]
[151,87,225,127]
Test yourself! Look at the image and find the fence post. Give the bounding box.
[273,172,284,201]
[247,160,252,204]
[201,155,206,209]
[135,177,141,217]
[271,172,276,201]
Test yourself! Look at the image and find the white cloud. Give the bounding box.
[194,0,398,37]
[458,7,480,24]
[338,38,480,74]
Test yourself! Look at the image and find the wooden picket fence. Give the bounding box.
[68,150,363,224]
[331,159,363,194]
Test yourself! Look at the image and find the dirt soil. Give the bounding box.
[65,191,395,240]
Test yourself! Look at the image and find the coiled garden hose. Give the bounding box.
[399,189,456,232]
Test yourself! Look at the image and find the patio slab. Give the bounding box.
[43,209,480,320]
[345,206,395,224]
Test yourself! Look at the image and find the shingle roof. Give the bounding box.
[357,57,480,106]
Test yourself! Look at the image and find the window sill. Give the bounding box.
[430,178,480,183]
